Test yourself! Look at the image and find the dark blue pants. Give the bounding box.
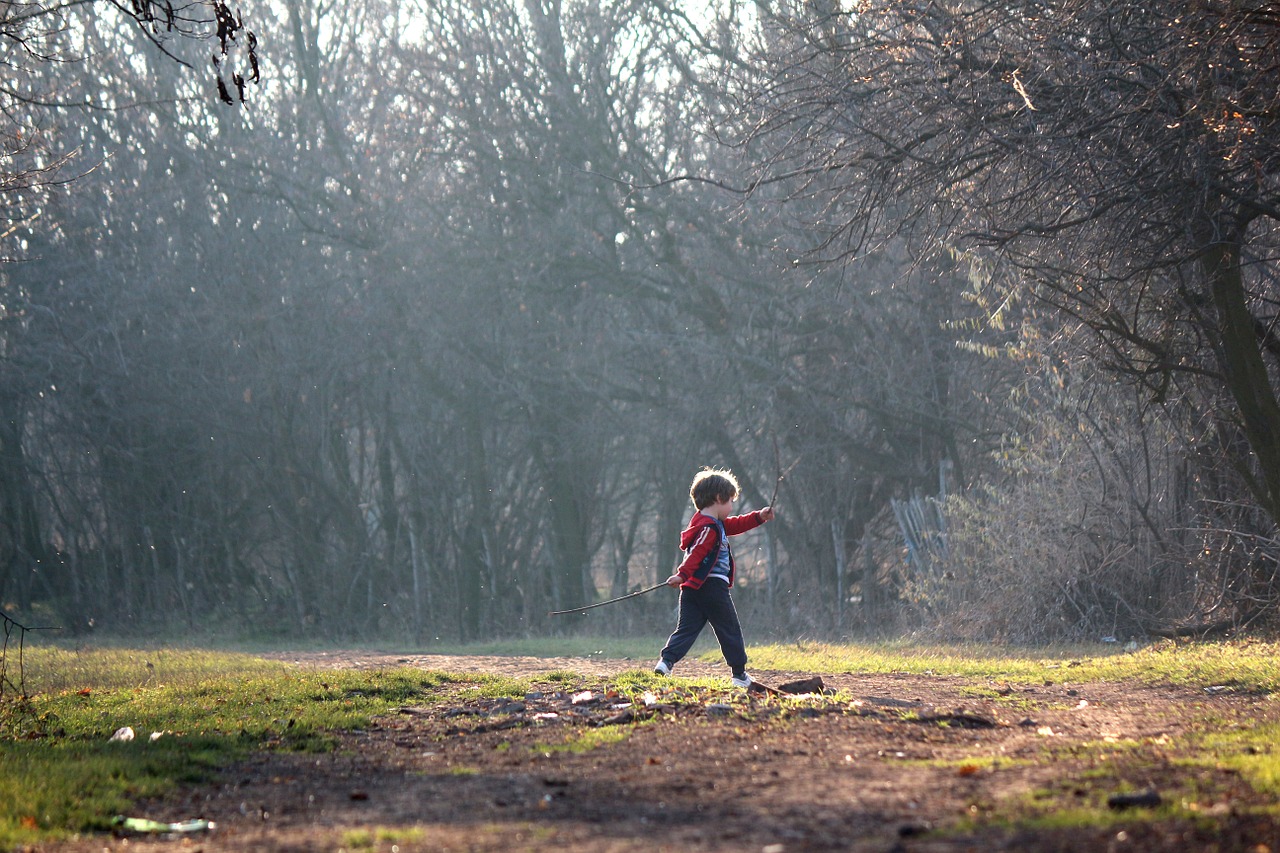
[660,581,747,672]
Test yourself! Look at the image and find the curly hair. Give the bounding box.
[690,468,739,510]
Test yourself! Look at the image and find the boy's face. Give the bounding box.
[704,494,734,519]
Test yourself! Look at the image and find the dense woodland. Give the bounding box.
[1,0,1277,644]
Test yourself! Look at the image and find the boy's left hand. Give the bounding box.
[760,506,776,522]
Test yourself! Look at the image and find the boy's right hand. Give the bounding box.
[665,574,682,587]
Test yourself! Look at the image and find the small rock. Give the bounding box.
[778,676,825,694]
[1107,789,1161,810]
[601,709,635,725]
[706,703,734,717]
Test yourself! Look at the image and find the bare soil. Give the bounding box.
[44,651,1280,852]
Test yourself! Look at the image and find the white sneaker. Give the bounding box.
[730,671,752,688]
[653,660,672,676]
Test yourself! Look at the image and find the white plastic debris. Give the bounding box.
[112,816,216,834]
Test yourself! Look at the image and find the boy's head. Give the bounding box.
[690,468,739,512]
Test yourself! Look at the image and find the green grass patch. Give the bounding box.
[29,635,1280,695]
[17,647,292,695]
[0,646,489,847]
[943,721,1280,839]
[303,631,726,663]
[393,633,1275,694]
[744,637,1280,693]
[341,825,427,848]
[446,675,533,701]
[0,736,228,844]
[532,727,629,755]
[1186,719,1280,796]
[394,636,663,660]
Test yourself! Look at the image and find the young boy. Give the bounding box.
[654,468,775,687]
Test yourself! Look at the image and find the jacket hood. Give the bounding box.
[680,511,719,550]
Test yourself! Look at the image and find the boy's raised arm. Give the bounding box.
[723,506,774,535]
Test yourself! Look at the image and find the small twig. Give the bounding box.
[770,436,802,508]
[1,612,59,703]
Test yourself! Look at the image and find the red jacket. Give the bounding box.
[675,510,766,589]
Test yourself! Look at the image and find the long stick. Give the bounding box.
[548,581,668,616]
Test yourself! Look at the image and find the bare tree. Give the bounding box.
[715,0,1280,628]
[733,0,1280,511]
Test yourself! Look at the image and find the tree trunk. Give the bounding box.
[1205,240,1280,526]
[0,406,47,611]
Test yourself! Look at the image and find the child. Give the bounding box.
[654,468,775,687]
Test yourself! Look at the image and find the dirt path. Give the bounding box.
[48,652,1280,852]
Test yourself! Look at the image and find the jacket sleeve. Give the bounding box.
[675,524,718,580]
[722,510,765,536]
